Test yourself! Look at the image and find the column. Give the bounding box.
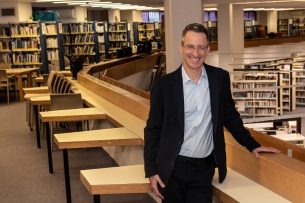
[164,0,202,73]
[108,9,120,22]
[267,11,278,33]
[217,4,244,73]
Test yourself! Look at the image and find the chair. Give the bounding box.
[0,70,18,104]
[42,74,49,86]
[154,54,166,79]
[0,64,12,70]
[49,93,85,149]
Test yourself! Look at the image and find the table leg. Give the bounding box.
[63,149,71,203]
[93,195,100,203]
[34,105,41,148]
[17,75,24,102]
[27,72,32,87]
[45,122,53,173]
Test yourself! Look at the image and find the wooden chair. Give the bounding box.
[49,93,84,150]
[0,70,18,104]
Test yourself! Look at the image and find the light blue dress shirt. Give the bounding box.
[179,65,214,158]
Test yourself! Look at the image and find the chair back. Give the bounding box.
[0,64,11,70]
[42,74,49,86]
[50,93,83,111]
[0,70,8,82]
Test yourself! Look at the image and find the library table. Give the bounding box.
[54,128,141,203]
[39,107,106,173]
[6,67,40,102]
[271,133,305,143]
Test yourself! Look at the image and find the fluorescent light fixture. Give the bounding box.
[53,1,97,3]
[264,8,276,10]
[243,8,254,11]
[253,8,264,10]
[204,8,217,11]
[67,2,86,4]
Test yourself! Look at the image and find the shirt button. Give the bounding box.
[178,141,182,145]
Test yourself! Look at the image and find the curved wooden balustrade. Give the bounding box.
[76,53,305,202]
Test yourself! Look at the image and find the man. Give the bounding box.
[144,23,280,203]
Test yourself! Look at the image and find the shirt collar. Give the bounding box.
[181,64,207,85]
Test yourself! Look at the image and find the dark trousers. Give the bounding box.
[162,158,215,203]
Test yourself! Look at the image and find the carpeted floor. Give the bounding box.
[0,93,156,203]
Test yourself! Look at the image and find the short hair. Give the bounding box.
[181,23,209,46]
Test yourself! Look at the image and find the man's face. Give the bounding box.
[178,31,210,71]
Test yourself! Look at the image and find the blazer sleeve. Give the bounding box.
[223,71,261,152]
[144,79,164,177]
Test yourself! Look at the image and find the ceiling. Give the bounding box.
[15,0,305,10]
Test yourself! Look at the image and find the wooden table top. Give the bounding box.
[271,133,304,142]
[80,164,151,195]
[39,107,106,122]
[23,86,49,94]
[54,127,141,149]
[6,67,39,75]
[212,168,291,203]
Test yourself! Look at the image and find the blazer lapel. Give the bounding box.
[205,64,219,134]
[172,66,184,136]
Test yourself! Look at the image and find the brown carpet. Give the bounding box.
[0,93,156,203]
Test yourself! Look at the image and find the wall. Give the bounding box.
[255,11,267,26]
[108,9,120,22]
[0,2,33,23]
[132,10,142,22]
[120,10,133,22]
[278,10,305,19]
[87,10,103,21]
[17,2,32,22]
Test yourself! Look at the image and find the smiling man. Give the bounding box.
[144,23,280,203]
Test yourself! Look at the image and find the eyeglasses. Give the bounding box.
[183,44,208,52]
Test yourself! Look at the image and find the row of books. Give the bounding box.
[108,33,126,40]
[71,45,95,54]
[108,42,125,49]
[46,24,57,34]
[255,109,276,115]
[12,53,41,63]
[0,26,9,36]
[46,38,58,47]
[296,92,305,97]
[0,54,11,63]
[255,84,276,88]
[11,39,39,49]
[71,24,93,33]
[0,40,9,50]
[296,78,305,83]
[254,92,276,98]
[108,24,126,31]
[83,56,96,64]
[71,34,94,43]
[47,50,59,60]
[138,24,154,30]
[10,24,39,36]
[233,83,254,89]
[98,35,105,43]
[96,25,104,33]
[139,31,154,39]
[255,100,277,106]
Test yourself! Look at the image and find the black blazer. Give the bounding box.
[144,64,260,193]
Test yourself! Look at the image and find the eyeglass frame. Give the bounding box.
[181,44,209,52]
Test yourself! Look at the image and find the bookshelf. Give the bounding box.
[69,21,96,65]
[9,21,43,72]
[232,72,280,119]
[293,59,305,106]
[207,21,217,42]
[133,22,155,45]
[0,23,11,65]
[244,20,255,38]
[278,18,289,36]
[95,21,108,62]
[107,22,129,59]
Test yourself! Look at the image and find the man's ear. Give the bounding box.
[178,44,183,54]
